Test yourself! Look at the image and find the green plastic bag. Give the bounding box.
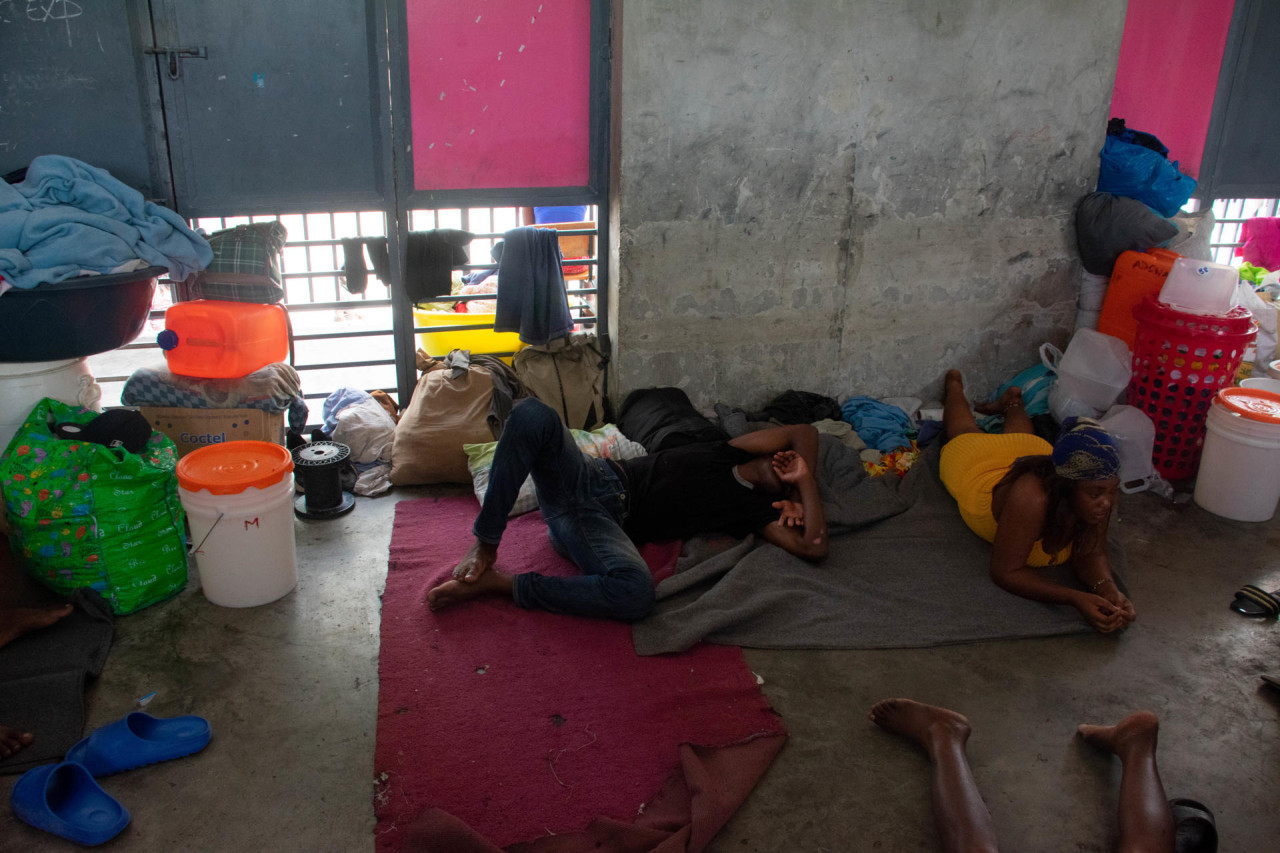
[1,398,188,614]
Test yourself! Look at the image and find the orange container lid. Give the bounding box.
[177,441,293,494]
[1217,388,1280,424]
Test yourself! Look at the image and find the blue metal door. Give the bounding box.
[151,0,392,217]
[0,0,171,203]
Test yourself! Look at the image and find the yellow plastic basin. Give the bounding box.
[413,309,526,364]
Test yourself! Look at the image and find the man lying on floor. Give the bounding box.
[425,398,828,621]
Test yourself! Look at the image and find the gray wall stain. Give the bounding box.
[611,0,1126,409]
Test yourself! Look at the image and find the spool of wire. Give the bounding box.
[291,440,355,519]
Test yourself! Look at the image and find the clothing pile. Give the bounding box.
[0,156,211,293]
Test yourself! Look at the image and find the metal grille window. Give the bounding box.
[86,207,603,426]
[1207,198,1280,265]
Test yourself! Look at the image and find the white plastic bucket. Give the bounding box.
[0,358,101,453]
[1193,396,1280,522]
[177,442,297,607]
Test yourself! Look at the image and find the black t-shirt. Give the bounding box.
[614,441,781,543]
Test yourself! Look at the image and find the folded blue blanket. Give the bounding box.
[0,155,211,289]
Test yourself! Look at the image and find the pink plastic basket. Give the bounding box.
[1126,295,1256,479]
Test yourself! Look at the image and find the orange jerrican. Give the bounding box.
[159,300,289,379]
[177,441,294,495]
[1098,248,1181,349]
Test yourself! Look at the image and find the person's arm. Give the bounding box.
[990,477,1126,633]
[729,423,820,475]
[1070,515,1135,624]
[758,450,828,561]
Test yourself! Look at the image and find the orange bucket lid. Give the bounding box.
[1217,388,1280,424]
[177,440,293,494]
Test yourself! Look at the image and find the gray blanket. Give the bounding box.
[632,438,1120,655]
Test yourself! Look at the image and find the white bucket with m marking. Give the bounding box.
[177,440,297,607]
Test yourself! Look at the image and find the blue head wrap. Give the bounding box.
[1052,417,1121,481]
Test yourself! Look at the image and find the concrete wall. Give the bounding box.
[610,0,1129,410]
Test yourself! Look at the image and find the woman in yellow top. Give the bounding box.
[939,370,1134,633]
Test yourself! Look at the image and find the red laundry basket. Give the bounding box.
[1127,295,1257,480]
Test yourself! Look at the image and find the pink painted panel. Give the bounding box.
[1110,0,1236,179]
[406,0,592,191]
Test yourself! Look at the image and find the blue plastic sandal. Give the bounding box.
[10,761,130,845]
[65,711,211,776]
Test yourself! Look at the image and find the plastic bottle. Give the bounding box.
[158,300,289,378]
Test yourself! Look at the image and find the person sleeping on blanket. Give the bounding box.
[939,370,1133,634]
[425,397,828,622]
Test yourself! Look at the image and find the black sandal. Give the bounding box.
[1231,585,1280,618]
[1170,798,1217,853]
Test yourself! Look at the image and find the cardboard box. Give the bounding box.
[140,407,286,457]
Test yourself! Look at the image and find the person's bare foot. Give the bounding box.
[0,725,34,758]
[425,570,514,611]
[451,540,498,583]
[974,386,1023,416]
[945,369,966,397]
[869,698,972,756]
[0,603,74,648]
[1077,710,1160,758]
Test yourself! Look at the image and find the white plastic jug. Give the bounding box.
[1158,257,1239,315]
[1098,404,1157,493]
[1041,329,1132,421]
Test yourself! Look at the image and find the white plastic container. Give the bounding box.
[1193,389,1280,522]
[176,441,297,607]
[1159,257,1239,315]
[1240,377,1280,394]
[0,358,101,453]
[1041,329,1132,420]
[1078,272,1110,311]
[1098,405,1157,493]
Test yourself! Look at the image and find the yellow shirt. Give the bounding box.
[939,432,1071,567]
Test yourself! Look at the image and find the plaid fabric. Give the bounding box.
[184,221,288,303]
[121,366,309,430]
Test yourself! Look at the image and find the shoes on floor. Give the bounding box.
[10,761,130,845]
[1230,584,1280,618]
[1170,797,1218,853]
[65,711,211,777]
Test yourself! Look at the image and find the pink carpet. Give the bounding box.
[375,497,786,852]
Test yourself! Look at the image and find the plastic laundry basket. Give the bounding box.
[1126,295,1256,480]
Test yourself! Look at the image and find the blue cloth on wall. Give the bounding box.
[0,155,212,289]
[840,396,916,452]
[494,226,573,346]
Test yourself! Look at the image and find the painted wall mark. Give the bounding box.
[1110,0,1236,179]
[405,0,591,191]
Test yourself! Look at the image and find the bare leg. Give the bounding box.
[870,699,999,853]
[0,603,74,648]
[943,370,983,442]
[1078,711,1175,853]
[975,387,1034,436]
[0,603,74,758]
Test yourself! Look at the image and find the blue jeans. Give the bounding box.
[473,399,655,622]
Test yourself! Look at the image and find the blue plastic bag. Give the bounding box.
[1097,136,1196,218]
[977,363,1056,433]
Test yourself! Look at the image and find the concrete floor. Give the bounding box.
[2,481,1278,852]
